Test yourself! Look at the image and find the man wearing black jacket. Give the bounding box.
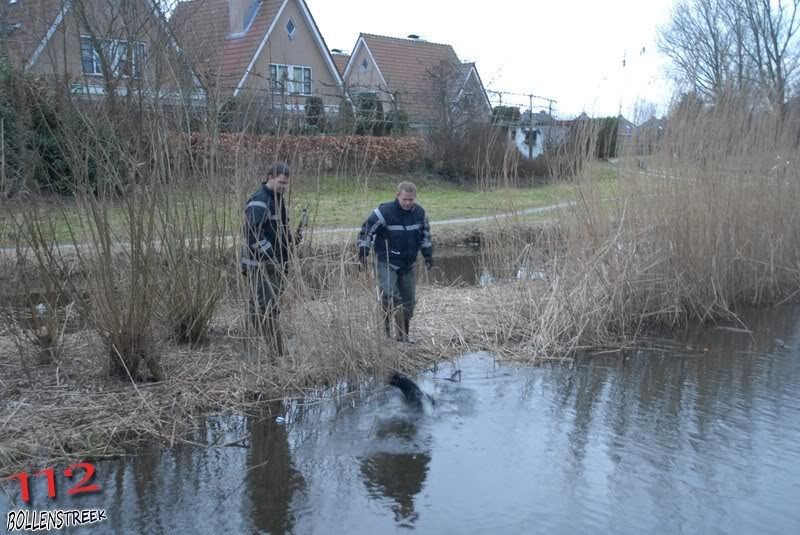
[357,181,433,342]
[241,162,303,358]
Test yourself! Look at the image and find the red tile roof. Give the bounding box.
[331,52,350,77]
[172,0,284,94]
[172,0,343,97]
[357,33,463,121]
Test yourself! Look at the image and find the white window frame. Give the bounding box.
[285,17,296,40]
[269,63,312,95]
[80,35,146,78]
[361,58,368,72]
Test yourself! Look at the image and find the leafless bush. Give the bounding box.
[155,175,232,346]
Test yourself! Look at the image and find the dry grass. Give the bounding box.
[0,278,507,476]
[472,92,800,362]
[3,64,799,479]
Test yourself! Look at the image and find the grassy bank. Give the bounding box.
[0,168,618,246]
[292,168,617,228]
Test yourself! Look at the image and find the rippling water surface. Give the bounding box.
[3,306,800,534]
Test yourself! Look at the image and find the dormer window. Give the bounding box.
[361,59,368,72]
[9,0,18,4]
[286,18,295,39]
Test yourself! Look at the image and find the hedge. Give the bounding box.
[181,133,428,174]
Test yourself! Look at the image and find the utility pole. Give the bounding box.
[528,93,534,159]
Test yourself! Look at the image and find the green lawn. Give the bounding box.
[0,169,619,246]
[293,171,618,228]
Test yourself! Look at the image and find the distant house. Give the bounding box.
[1,0,199,99]
[617,114,637,150]
[341,33,491,133]
[330,49,349,77]
[521,110,556,126]
[636,116,666,154]
[171,0,346,115]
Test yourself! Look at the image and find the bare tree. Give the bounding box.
[658,0,800,108]
[658,0,743,101]
[424,59,489,141]
[736,0,800,109]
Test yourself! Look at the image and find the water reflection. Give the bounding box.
[359,418,431,528]
[245,402,306,535]
[4,306,800,534]
[410,247,550,287]
[419,249,480,286]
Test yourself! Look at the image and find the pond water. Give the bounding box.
[3,304,800,534]
[419,247,545,287]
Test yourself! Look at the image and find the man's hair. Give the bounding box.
[267,162,290,179]
[397,181,416,194]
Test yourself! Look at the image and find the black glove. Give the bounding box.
[424,257,433,270]
[358,252,368,271]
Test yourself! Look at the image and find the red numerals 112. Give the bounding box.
[7,463,101,503]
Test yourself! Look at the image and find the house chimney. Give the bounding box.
[229,0,260,36]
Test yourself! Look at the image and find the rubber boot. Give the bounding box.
[403,310,415,344]
[395,308,408,343]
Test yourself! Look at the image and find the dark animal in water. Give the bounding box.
[389,372,433,407]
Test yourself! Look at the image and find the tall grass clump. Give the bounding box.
[0,191,89,374]
[155,167,233,346]
[81,181,164,381]
[481,92,800,358]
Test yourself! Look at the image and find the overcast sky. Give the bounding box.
[308,0,678,121]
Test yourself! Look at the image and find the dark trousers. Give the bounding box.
[246,265,285,357]
[376,260,416,340]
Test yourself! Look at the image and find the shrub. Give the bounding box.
[305,96,325,129]
[492,106,521,124]
[0,59,22,195]
[355,93,390,136]
[181,133,427,174]
[427,124,568,184]
[594,116,619,159]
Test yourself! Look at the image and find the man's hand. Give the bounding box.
[358,253,368,272]
[425,257,433,271]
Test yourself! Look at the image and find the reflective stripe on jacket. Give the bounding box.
[357,199,432,271]
[241,184,294,271]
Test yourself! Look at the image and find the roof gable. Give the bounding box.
[171,0,343,96]
[172,0,279,92]
[356,33,460,96]
[2,0,72,68]
[5,0,197,86]
[455,63,492,113]
[345,33,492,122]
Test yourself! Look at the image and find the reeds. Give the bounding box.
[475,92,800,360]
[2,50,799,475]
